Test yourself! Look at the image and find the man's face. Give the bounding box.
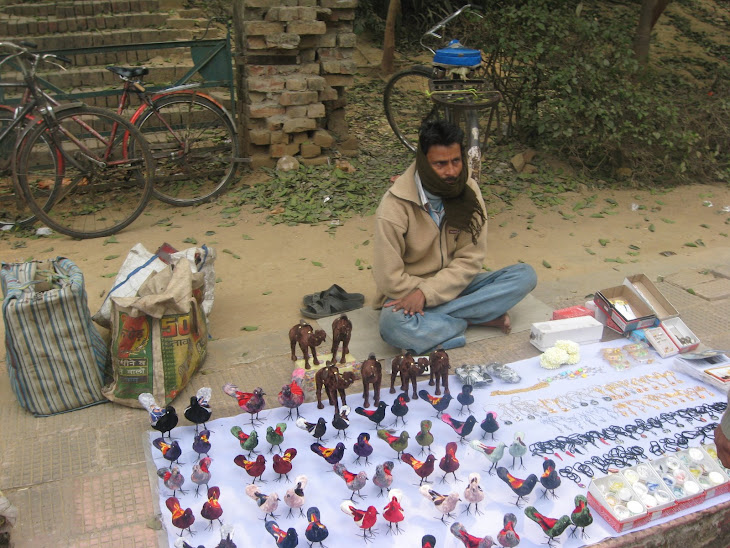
[426,143,463,184]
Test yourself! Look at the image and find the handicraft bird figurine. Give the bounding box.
[524,506,572,547]
[139,393,177,438]
[355,401,388,429]
[470,440,506,475]
[416,419,434,454]
[353,432,374,465]
[272,448,297,482]
[245,484,280,519]
[419,486,460,523]
[193,429,212,460]
[401,453,436,485]
[340,501,378,541]
[231,426,259,456]
[333,463,368,500]
[497,467,538,508]
[441,413,477,443]
[296,417,327,441]
[332,404,351,439]
[376,429,409,460]
[158,465,186,497]
[184,386,212,432]
[479,411,499,440]
[278,371,305,420]
[311,441,345,465]
[201,486,223,530]
[217,524,237,548]
[234,454,266,483]
[419,390,452,418]
[390,392,410,427]
[305,506,329,548]
[450,522,495,548]
[439,441,461,483]
[222,383,266,424]
[283,475,308,518]
[508,431,527,469]
[456,385,475,415]
[153,437,182,467]
[422,535,437,548]
[373,460,394,496]
[191,456,212,496]
[462,472,485,516]
[569,494,593,539]
[166,496,195,537]
[539,459,561,499]
[266,423,287,454]
[497,513,520,548]
[264,520,298,548]
[382,488,405,535]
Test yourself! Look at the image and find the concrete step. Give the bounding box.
[1,12,170,36]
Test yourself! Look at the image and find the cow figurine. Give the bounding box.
[428,346,450,395]
[314,361,355,413]
[289,320,327,369]
[390,351,428,401]
[360,353,382,409]
[330,314,352,364]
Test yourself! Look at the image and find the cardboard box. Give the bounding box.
[675,447,730,500]
[587,473,648,532]
[529,316,604,352]
[623,274,679,320]
[552,305,594,320]
[594,285,657,333]
[644,326,680,358]
[661,317,700,353]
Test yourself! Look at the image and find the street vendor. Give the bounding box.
[373,119,537,354]
[715,395,730,467]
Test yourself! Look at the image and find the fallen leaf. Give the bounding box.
[599,239,609,247]
[183,237,197,244]
[311,261,323,267]
[660,251,676,256]
[649,224,655,232]
[242,234,254,240]
[542,260,552,269]
[240,326,259,331]
[104,255,120,260]
[101,272,118,278]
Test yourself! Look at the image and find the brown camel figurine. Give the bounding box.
[315,361,355,413]
[359,353,382,408]
[389,351,428,401]
[428,346,451,395]
[289,320,327,369]
[330,314,352,364]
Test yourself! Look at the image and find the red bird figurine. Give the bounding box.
[382,488,405,535]
[340,501,378,541]
[222,383,266,425]
[450,521,495,548]
[166,496,195,537]
[272,448,297,482]
[191,456,212,497]
[157,465,186,497]
[234,454,266,483]
[201,486,223,530]
[278,372,305,420]
[439,441,461,483]
[401,453,436,485]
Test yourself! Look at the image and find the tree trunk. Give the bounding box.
[633,0,656,67]
[651,0,671,29]
[380,0,400,75]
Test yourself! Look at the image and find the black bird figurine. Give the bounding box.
[139,393,178,439]
[296,417,328,441]
[305,506,329,547]
[539,458,561,499]
[497,467,538,508]
[390,392,410,427]
[480,411,499,440]
[184,387,212,433]
[418,390,452,418]
[332,405,351,439]
[355,401,388,429]
[456,385,474,415]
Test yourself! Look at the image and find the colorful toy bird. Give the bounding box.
[450,522,495,548]
[234,454,266,483]
[278,372,305,420]
[333,463,368,500]
[376,429,409,460]
[390,393,410,427]
[479,411,499,440]
[508,432,527,469]
[166,496,195,537]
[266,423,287,454]
[497,513,520,548]
[201,486,223,530]
[296,417,327,441]
[569,494,593,539]
[418,390,452,418]
[401,453,436,485]
[439,441,461,483]
[462,472,485,516]
[332,405,351,439]
[373,461,394,496]
[272,448,297,483]
[496,467,538,508]
[353,432,374,465]
[193,429,212,460]
[139,393,178,439]
[441,414,477,443]
[470,440,506,475]
[305,506,329,547]
[157,465,186,497]
[153,437,182,468]
[231,426,259,456]
[217,524,237,548]
[264,520,298,548]
[340,501,378,541]
[245,484,280,519]
[456,385,475,415]
[191,456,212,496]
[283,475,308,518]
[419,486,460,524]
[382,488,405,535]
[223,383,266,425]
[184,386,212,432]
[355,401,388,429]
[416,419,434,454]
[422,534,437,548]
[311,441,346,465]
[539,459,561,499]
[524,506,572,547]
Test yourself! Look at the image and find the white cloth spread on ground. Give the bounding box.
[149,339,730,547]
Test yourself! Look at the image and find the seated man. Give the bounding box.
[373,119,537,354]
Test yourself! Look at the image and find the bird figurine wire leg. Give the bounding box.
[569,494,593,540]
[508,432,527,470]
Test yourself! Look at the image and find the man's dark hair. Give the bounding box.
[418,119,464,154]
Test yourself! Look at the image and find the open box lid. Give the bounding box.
[623,274,678,320]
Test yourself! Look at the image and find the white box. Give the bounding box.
[529,316,604,352]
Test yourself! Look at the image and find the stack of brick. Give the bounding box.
[242,0,358,168]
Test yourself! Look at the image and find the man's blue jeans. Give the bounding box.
[379,263,537,354]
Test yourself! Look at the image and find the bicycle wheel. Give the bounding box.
[0,108,59,227]
[16,105,154,239]
[133,93,238,206]
[384,65,442,152]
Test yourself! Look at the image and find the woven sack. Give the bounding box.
[1,258,108,416]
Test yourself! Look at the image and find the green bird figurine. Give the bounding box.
[231,425,259,457]
[377,429,409,460]
[266,422,288,454]
[524,506,571,547]
[416,419,434,455]
[569,494,593,539]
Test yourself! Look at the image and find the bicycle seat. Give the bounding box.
[106,66,149,78]
[433,40,481,68]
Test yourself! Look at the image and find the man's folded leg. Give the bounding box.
[379,304,468,355]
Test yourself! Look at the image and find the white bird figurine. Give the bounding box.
[245,484,279,519]
[283,474,308,518]
[463,472,485,516]
[419,485,460,524]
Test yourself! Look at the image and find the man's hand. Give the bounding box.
[384,288,425,316]
[714,424,730,468]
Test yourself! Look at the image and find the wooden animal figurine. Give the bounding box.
[360,353,382,409]
[289,320,327,369]
[390,351,428,401]
[429,346,451,395]
[331,314,352,364]
[315,362,356,413]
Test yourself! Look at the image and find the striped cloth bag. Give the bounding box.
[1,258,108,416]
